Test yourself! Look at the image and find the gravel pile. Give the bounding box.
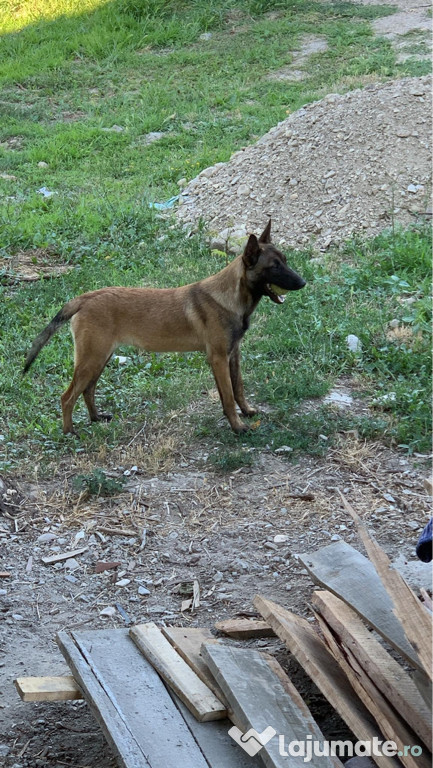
[177,76,432,251]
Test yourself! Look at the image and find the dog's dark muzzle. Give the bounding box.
[264,269,306,304]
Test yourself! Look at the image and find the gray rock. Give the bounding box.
[115,578,131,587]
[407,521,421,530]
[323,390,353,408]
[37,533,57,543]
[346,334,361,353]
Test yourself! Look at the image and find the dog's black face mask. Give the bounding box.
[242,220,306,304]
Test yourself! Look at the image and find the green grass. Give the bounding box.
[0,216,431,471]
[0,0,431,472]
[0,0,401,220]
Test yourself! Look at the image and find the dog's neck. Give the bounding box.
[202,256,260,318]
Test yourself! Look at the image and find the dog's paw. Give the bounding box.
[92,412,113,423]
[242,405,257,417]
[64,428,79,438]
[232,421,249,434]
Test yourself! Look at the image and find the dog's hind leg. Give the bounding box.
[61,347,112,434]
[207,346,248,433]
[83,377,113,424]
[229,344,257,417]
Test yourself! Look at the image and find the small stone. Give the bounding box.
[389,319,399,329]
[64,573,78,584]
[274,534,289,544]
[12,614,24,620]
[37,186,55,198]
[142,131,164,145]
[323,390,353,408]
[37,533,57,543]
[0,745,11,757]
[407,521,420,531]
[237,184,250,196]
[199,32,212,40]
[64,558,79,570]
[37,161,48,168]
[331,534,341,541]
[346,334,361,353]
[275,445,293,453]
[138,586,150,596]
[100,606,116,617]
[383,493,396,503]
[115,578,131,587]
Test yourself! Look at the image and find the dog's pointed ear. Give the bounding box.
[258,219,271,244]
[243,234,260,268]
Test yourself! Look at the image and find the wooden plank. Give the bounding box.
[315,611,431,768]
[215,618,275,639]
[130,622,227,722]
[202,643,343,768]
[170,694,263,768]
[413,671,433,709]
[161,626,227,704]
[312,590,432,750]
[57,628,210,768]
[42,547,88,565]
[254,596,399,768]
[14,675,82,702]
[299,540,422,670]
[339,493,432,680]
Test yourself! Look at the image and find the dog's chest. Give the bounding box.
[230,314,250,348]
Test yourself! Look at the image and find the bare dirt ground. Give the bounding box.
[1,383,431,766]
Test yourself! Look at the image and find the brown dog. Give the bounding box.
[23,221,305,435]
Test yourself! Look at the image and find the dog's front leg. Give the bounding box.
[207,347,248,433]
[229,344,257,417]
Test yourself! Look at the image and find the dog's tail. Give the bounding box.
[23,297,82,374]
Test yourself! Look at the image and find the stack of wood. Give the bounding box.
[15,500,432,768]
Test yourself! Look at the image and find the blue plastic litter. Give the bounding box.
[148,195,179,210]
